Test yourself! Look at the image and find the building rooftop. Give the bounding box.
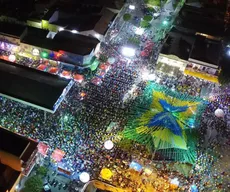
[160,27,195,60]
[174,5,225,36]
[189,35,221,66]
[21,28,99,55]
[0,127,38,162]
[0,128,29,158]
[94,8,117,35]
[47,6,116,35]
[0,127,38,192]
[54,31,99,54]
[0,59,72,112]
[26,26,49,38]
[57,15,102,32]
[0,164,20,192]
[0,22,26,38]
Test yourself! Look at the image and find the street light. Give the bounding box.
[104,140,114,150]
[8,54,16,62]
[59,27,64,32]
[129,5,135,10]
[227,50,230,56]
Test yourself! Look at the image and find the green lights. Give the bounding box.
[41,51,48,58]
[163,20,168,25]
[64,115,68,121]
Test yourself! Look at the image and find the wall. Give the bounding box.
[42,20,49,30]
[0,150,22,172]
[63,52,84,65]
[157,54,188,71]
[49,10,59,24]
[9,173,22,192]
[48,23,59,32]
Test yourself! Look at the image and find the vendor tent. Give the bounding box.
[51,148,65,162]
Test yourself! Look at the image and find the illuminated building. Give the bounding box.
[157,26,221,83]
[0,127,38,192]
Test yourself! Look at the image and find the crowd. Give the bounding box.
[156,72,215,97]
[0,53,141,176]
[0,3,230,191]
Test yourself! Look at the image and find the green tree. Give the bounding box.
[147,7,156,13]
[140,20,151,28]
[128,37,140,46]
[123,13,132,21]
[144,0,161,6]
[143,15,153,22]
[23,175,43,192]
[99,54,108,63]
[37,166,48,176]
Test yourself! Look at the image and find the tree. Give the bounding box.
[143,15,153,22]
[23,175,43,192]
[37,166,48,177]
[123,13,132,21]
[144,0,161,7]
[99,54,108,63]
[128,37,140,46]
[147,7,156,13]
[140,20,151,28]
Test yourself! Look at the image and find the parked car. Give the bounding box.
[43,183,51,192]
[153,13,160,19]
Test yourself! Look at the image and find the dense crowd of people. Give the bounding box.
[0,1,230,191]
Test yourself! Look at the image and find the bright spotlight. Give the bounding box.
[227,50,230,56]
[104,140,114,150]
[32,48,40,56]
[8,54,16,62]
[71,30,78,34]
[147,74,156,80]
[79,172,90,183]
[163,20,168,25]
[135,27,144,35]
[121,47,135,57]
[129,5,135,10]
[59,27,64,31]
[15,185,19,191]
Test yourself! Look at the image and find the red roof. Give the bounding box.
[37,142,49,156]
